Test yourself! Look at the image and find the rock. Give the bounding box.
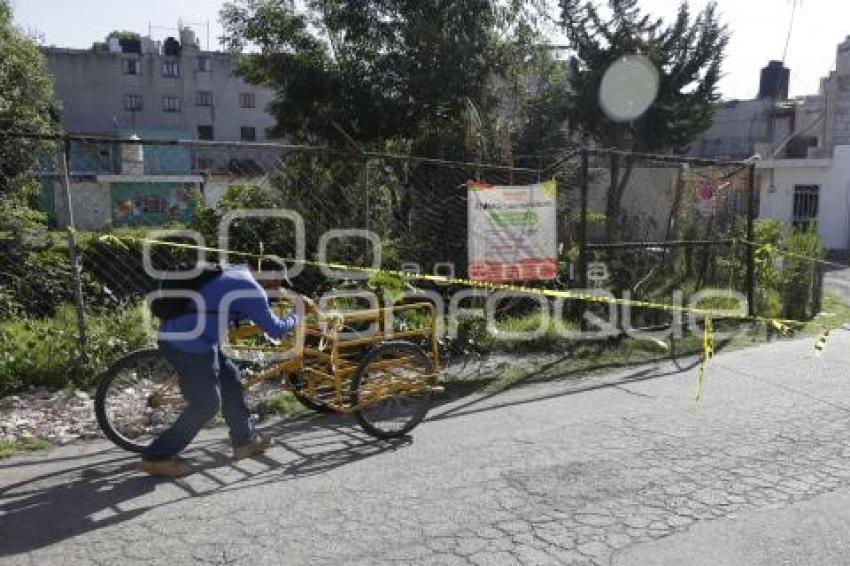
[0,395,23,410]
[0,387,109,445]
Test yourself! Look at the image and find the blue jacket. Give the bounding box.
[159,266,297,353]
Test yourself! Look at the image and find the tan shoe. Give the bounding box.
[233,433,272,461]
[140,457,192,477]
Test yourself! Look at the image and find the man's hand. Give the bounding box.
[301,295,317,313]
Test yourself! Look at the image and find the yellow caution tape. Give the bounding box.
[814,328,831,356]
[771,320,793,335]
[695,316,714,402]
[101,234,799,324]
[98,234,806,399]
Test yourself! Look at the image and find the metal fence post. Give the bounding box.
[58,137,88,363]
[363,157,370,236]
[578,150,589,290]
[746,163,757,317]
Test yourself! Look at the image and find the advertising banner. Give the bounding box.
[468,180,558,282]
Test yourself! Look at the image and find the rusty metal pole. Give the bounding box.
[746,163,757,317]
[578,149,589,290]
[59,137,88,363]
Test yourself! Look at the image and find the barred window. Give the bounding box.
[124,94,143,111]
[197,125,214,140]
[792,185,819,231]
[162,96,181,113]
[122,59,140,75]
[196,91,213,107]
[239,93,256,108]
[240,126,257,141]
[162,61,180,78]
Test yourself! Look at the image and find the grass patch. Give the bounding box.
[254,392,309,420]
[0,437,52,459]
[800,293,850,334]
[0,303,154,395]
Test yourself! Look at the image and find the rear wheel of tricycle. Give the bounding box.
[351,341,436,439]
[94,348,185,454]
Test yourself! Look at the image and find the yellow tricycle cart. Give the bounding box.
[94,302,442,453]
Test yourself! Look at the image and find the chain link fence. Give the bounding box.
[0,132,825,396]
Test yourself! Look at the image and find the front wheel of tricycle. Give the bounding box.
[350,341,436,440]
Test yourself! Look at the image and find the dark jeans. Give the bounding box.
[142,342,255,461]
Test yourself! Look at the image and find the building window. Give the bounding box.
[240,126,257,142]
[124,94,143,111]
[792,185,819,231]
[162,96,181,113]
[136,195,168,213]
[239,93,256,109]
[122,58,141,75]
[196,56,211,72]
[196,91,213,107]
[162,61,180,78]
[197,125,214,140]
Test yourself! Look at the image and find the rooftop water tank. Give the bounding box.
[758,61,790,100]
[163,37,181,57]
[837,36,850,76]
[180,27,198,50]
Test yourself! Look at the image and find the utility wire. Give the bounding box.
[781,0,800,63]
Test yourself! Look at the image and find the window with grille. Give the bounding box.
[240,126,257,141]
[122,59,140,75]
[124,94,143,111]
[162,96,181,113]
[792,185,819,231]
[196,56,211,72]
[162,61,180,77]
[239,93,256,108]
[196,91,213,107]
[197,125,214,140]
[136,195,167,213]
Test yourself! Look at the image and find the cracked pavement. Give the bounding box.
[4,334,850,565]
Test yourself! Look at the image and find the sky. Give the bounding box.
[11,0,850,101]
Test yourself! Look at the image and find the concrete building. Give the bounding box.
[42,28,281,229]
[693,36,850,251]
[757,36,850,251]
[45,28,276,143]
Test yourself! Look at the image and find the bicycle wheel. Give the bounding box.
[351,341,436,439]
[95,349,185,453]
[291,376,334,414]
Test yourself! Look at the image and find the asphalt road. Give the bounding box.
[3,333,850,565]
[825,266,850,305]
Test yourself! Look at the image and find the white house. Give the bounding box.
[758,147,850,250]
[694,36,850,251]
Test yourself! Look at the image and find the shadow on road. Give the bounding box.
[0,413,409,558]
[431,346,708,423]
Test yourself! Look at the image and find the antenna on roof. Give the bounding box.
[782,0,803,63]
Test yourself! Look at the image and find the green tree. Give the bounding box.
[92,30,142,51]
[221,0,536,155]
[220,0,562,269]
[0,0,57,221]
[559,0,728,240]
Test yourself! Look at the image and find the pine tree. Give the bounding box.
[560,0,728,240]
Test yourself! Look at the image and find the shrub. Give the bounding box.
[782,227,823,320]
[0,303,154,395]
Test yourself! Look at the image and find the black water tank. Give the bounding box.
[758,61,790,100]
[119,37,141,54]
[163,37,181,57]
